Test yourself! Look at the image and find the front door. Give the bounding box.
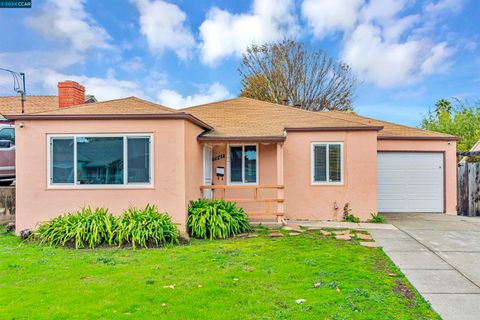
[203,145,213,199]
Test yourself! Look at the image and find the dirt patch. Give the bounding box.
[393,280,415,301]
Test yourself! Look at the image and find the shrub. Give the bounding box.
[116,204,178,248]
[368,213,386,223]
[343,214,360,223]
[34,204,178,249]
[35,207,116,249]
[187,199,250,240]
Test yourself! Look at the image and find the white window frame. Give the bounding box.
[227,143,259,185]
[311,142,344,185]
[47,133,154,189]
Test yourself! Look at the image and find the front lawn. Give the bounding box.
[0,229,438,319]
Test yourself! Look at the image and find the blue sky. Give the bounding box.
[0,0,478,126]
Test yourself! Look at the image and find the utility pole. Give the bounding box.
[0,68,26,113]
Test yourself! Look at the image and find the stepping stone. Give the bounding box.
[283,227,305,233]
[335,234,352,241]
[360,241,380,248]
[235,233,249,237]
[270,233,284,237]
[355,233,373,240]
[269,231,283,237]
[289,232,301,236]
[333,230,350,235]
[320,230,331,236]
[306,226,324,231]
[247,234,259,238]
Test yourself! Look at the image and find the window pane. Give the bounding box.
[128,138,150,183]
[244,145,257,183]
[230,146,242,182]
[52,138,74,184]
[314,145,327,182]
[0,128,14,145]
[77,137,124,185]
[329,144,341,182]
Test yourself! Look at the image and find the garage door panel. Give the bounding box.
[378,152,443,213]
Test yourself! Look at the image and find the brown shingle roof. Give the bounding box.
[26,96,176,115]
[0,96,58,115]
[183,97,380,139]
[324,111,458,140]
[5,96,213,130]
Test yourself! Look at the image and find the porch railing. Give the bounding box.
[199,185,285,221]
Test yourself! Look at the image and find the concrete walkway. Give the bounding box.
[370,213,480,320]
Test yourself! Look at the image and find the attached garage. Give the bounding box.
[377,152,444,213]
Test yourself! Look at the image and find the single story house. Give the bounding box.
[6,89,458,233]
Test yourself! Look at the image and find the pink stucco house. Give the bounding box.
[6,86,458,232]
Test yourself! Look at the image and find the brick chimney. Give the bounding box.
[57,81,85,108]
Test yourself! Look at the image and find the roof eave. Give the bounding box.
[197,135,286,143]
[4,113,214,131]
[378,135,460,141]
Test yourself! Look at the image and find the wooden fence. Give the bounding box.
[458,162,480,216]
[0,187,15,224]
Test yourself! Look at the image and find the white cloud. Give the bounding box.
[420,42,455,74]
[120,56,145,73]
[0,50,83,71]
[342,23,428,86]
[361,0,407,22]
[301,0,362,38]
[302,0,459,87]
[199,0,298,65]
[27,0,110,52]
[40,69,148,101]
[425,0,463,15]
[158,82,231,108]
[131,0,195,60]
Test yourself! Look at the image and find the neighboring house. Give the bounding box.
[6,96,458,233]
[459,139,480,163]
[0,81,96,185]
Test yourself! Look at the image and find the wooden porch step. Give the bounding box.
[233,198,284,203]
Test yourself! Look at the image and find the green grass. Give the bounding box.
[0,229,439,320]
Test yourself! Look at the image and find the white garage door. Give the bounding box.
[377,152,444,213]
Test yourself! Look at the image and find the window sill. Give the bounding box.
[311,182,344,186]
[46,184,154,190]
[227,182,259,186]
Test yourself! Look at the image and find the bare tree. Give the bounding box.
[239,40,357,111]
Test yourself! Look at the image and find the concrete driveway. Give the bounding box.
[370,213,480,320]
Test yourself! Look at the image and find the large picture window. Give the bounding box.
[48,134,152,188]
[228,144,257,184]
[312,142,343,184]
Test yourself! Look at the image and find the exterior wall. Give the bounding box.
[15,119,191,233]
[283,131,379,221]
[377,139,457,215]
[184,121,205,208]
